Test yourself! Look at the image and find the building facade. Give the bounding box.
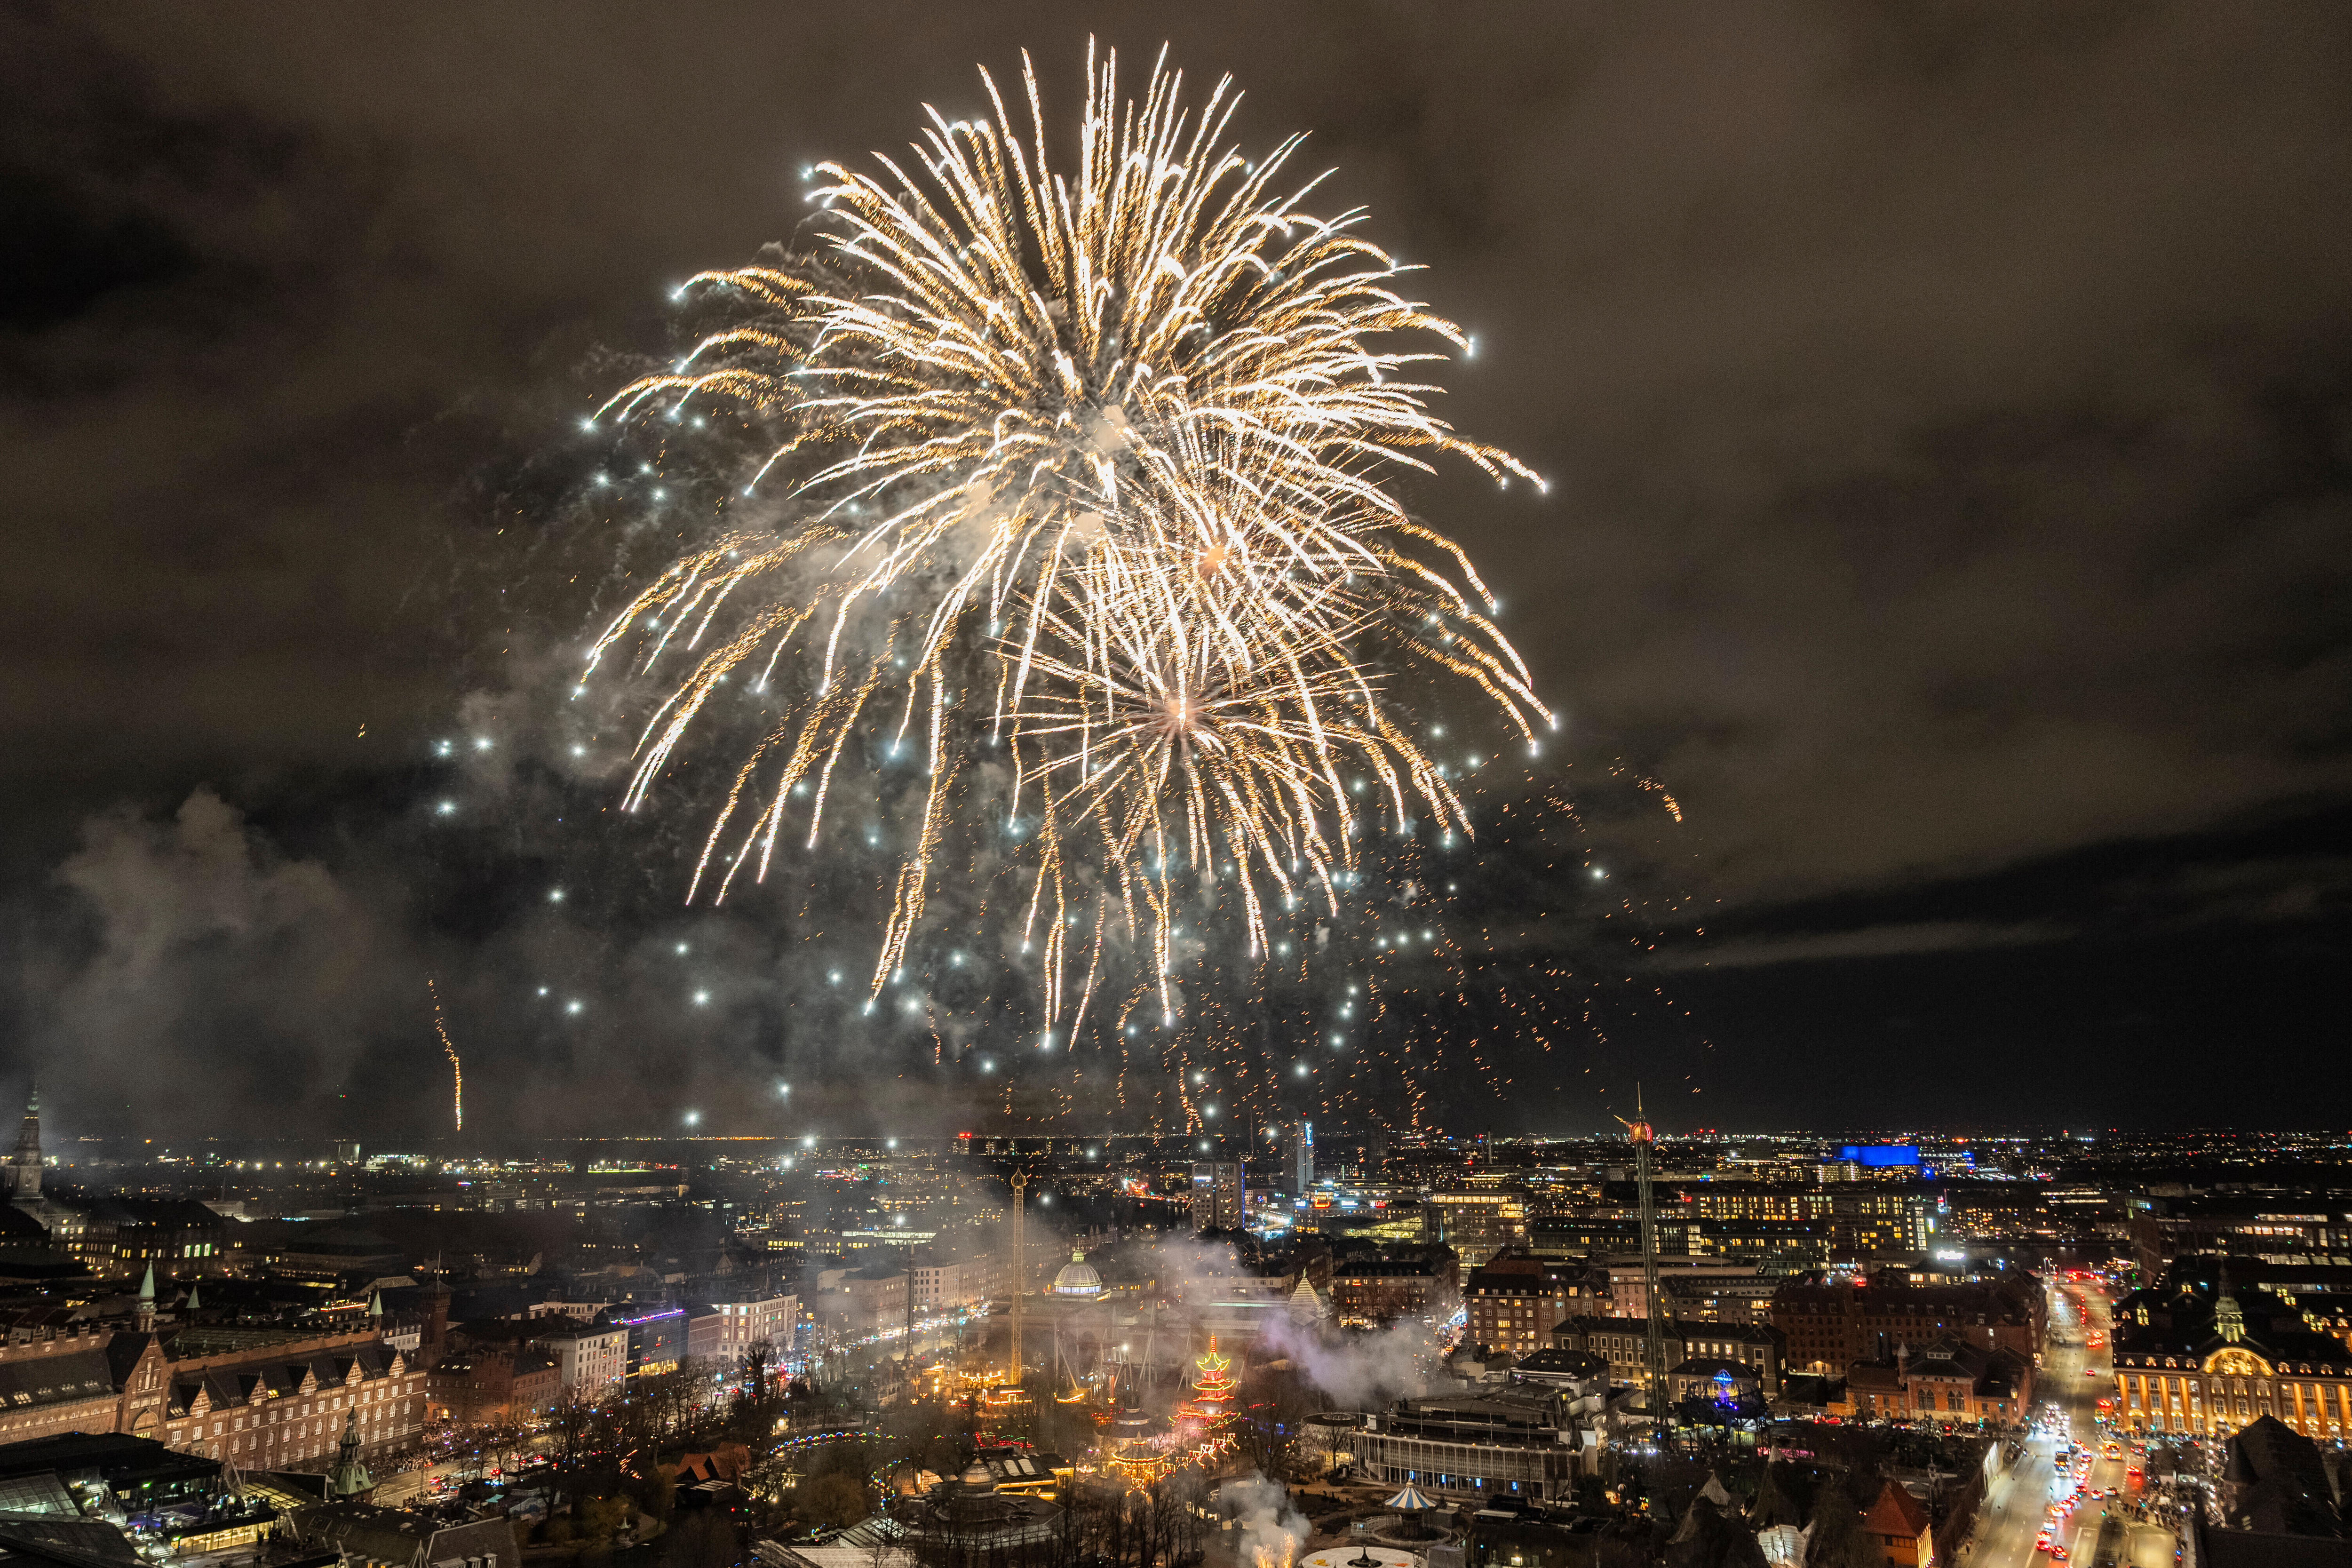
[704,1291,797,1366]
[1426,1191,1531,1270]
[2111,1277,2352,1442]
[1329,1256,1460,1328]
[529,1319,629,1396]
[1608,1261,1778,1324]
[1190,1163,1244,1232]
[0,1320,422,1471]
[1462,1253,1606,1357]
[426,1348,560,1427]
[1319,1387,1587,1504]
[149,1328,424,1470]
[1841,1338,2034,1425]
[1771,1277,2042,1372]
[1553,1315,1787,1397]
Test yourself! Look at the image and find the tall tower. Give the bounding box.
[1293,1120,1314,1195]
[1619,1088,1668,1417]
[1008,1171,1028,1385]
[6,1082,42,1202]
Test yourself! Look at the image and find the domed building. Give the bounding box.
[1051,1250,1102,1299]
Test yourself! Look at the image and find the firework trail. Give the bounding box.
[578,41,1565,1059]
[428,979,463,1132]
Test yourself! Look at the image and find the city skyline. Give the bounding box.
[3,6,2349,1139]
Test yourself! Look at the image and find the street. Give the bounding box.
[1961,1275,2176,1568]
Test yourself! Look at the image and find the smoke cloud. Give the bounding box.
[1220,1472,1310,1568]
[1256,1311,1435,1411]
[34,788,403,1132]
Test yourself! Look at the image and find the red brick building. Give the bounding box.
[426,1348,561,1427]
[0,1320,423,1471]
[1843,1337,2035,1426]
[1861,1480,1933,1566]
[1772,1276,2042,1373]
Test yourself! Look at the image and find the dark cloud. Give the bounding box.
[3,2,2348,1131]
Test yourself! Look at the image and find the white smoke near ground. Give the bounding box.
[1220,1472,1310,1568]
[1256,1310,1435,1409]
[1145,1234,1433,1408]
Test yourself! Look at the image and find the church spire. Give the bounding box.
[135,1261,157,1334]
[7,1082,41,1202]
[326,1408,373,1498]
[2215,1259,2245,1345]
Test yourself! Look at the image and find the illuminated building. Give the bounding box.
[1051,1250,1103,1298]
[1173,1338,1240,1461]
[1190,1162,1244,1231]
[3,1091,220,1279]
[1552,1315,1787,1398]
[1770,1277,2042,1372]
[1606,1260,1776,1323]
[615,1306,685,1376]
[1825,1188,1940,1259]
[1330,1256,1460,1328]
[502,1317,627,1396]
[2111,1270,2352,1441]
[1841,1338,2033,1424]
[704,1288,797,1367]
[148,1325,424,1468]
[1425,1190,1528,1269]
[1666,1357,1764,1405]
[0,1296,424,1469]
[1860,1481,1933,1568]
[428,1348,560,1426]
[1308,1386,1585,1504]
[1461,1251,1602,1356]
[2128,1201,2352,1280]
[2,1090,46,1210]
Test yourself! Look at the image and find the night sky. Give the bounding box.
[4,3,2348,1141]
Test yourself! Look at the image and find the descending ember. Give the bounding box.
[427,979,464,1132]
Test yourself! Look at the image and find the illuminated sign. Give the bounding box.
[1834,1144,1921,1168]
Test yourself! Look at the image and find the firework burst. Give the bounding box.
[582,42,1553,1039]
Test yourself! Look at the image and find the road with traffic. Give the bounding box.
[1963,1276,2176,1568]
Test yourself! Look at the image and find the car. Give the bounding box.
[2049,1548,2069,1562]
[2106,1487,2120,1498]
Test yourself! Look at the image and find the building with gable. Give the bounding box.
[2110,1267,2352,1441]
[1860,1480,1933,1567]
[144,1324,423,1469]
[1839,1336,2034,1425]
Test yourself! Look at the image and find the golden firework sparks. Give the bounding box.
[428,978,463,1132]
[582,42,1553,1031]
